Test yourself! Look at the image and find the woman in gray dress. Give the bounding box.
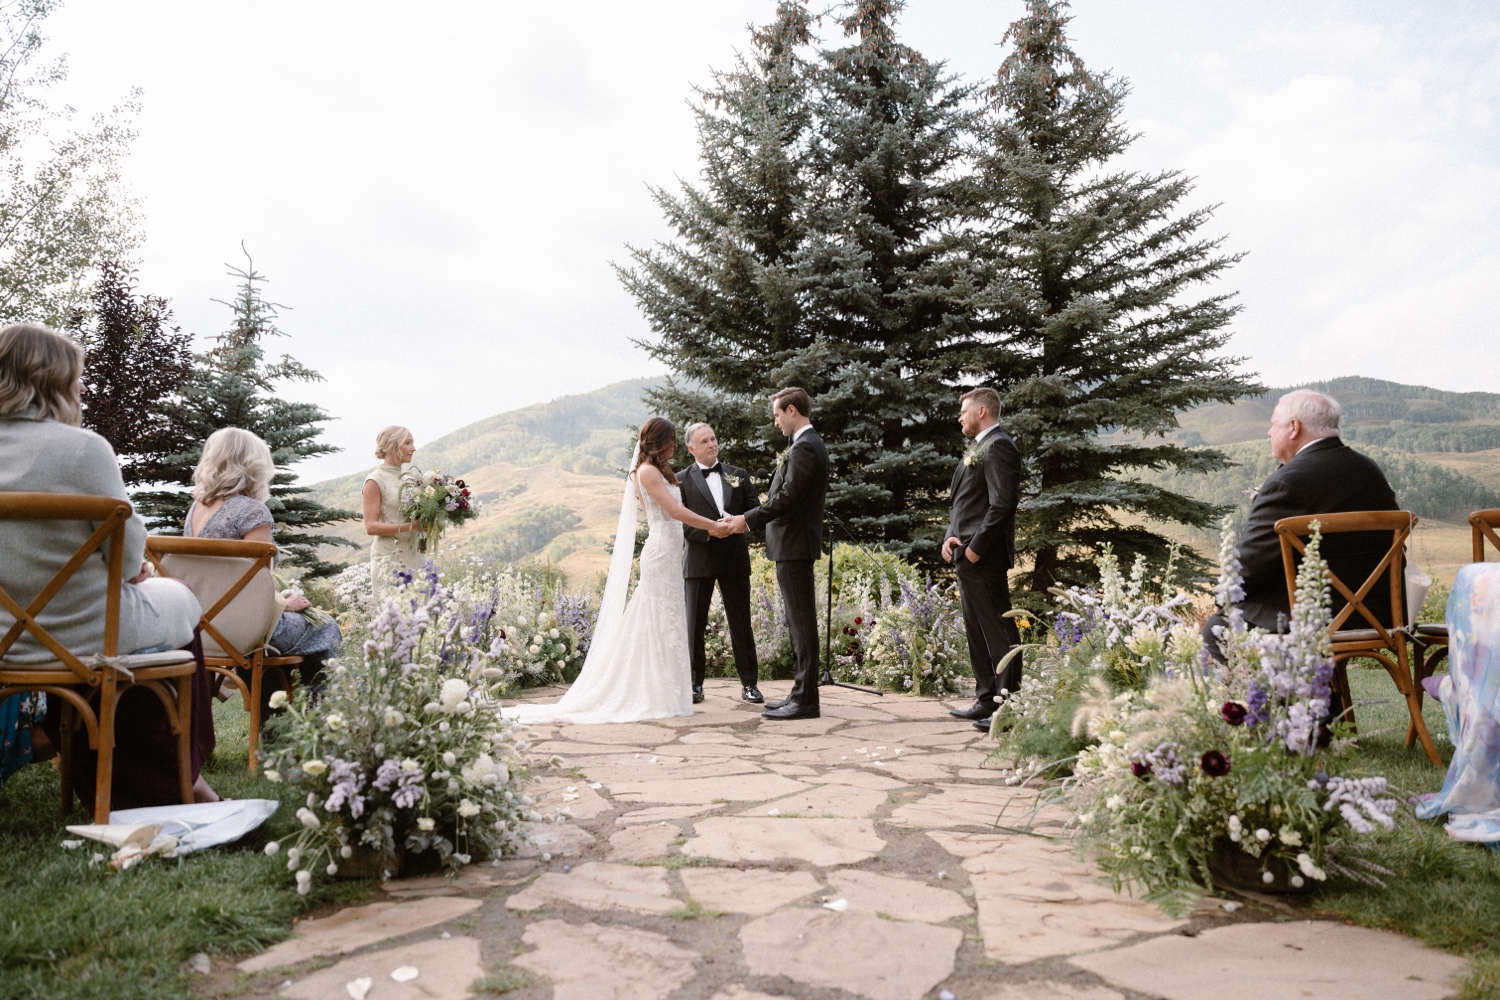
[185,428,342,695]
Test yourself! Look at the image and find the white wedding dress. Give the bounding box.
[503,476,693,724]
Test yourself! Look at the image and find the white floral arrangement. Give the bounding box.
[1065,519,1397,915]
[261,568,535,888]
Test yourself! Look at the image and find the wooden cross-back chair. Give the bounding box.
[1406,507,1500,739]
[145,536,302,772]
[0,492,197,822]
[1274,510,1443,766]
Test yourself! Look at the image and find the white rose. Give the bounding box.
[440,678,469,711]
[418,817,436,832]
[529,645,540,655]
[268,690,288,709]
[302,760,328,777]
[458,799,481,818]
[549,628,560,639]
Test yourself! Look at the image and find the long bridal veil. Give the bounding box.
[580,443,640,672]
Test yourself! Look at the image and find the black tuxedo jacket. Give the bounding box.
[678,462,759,579]
[1236,437,1400,631]
[745,428,829,562]
[947,427,1022,568]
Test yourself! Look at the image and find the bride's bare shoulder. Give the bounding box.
[635,463,663,486]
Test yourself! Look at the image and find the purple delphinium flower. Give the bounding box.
[323,757,367,818]
[373,757,425,810]
[1245,682,1269,727]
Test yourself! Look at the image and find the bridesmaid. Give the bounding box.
[363,425,422,596]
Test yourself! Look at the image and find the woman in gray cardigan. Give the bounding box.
[0,323,209,801]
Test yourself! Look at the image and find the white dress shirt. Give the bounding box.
[697,462,727,515]
[973,423,999,446]
[793,424,815,443]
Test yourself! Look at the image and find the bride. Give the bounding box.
[503,417,734,724]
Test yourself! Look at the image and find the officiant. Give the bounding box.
[679,422,763,705]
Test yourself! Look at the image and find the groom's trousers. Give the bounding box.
[685,572,760,690]
[776,558,820,709]
[955,555,1021,704]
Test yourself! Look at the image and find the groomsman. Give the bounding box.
[679,422,764,705]
[941,387,1023,732]
[724,387,829,720]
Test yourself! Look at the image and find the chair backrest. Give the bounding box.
[145,537,279,663]
[0,491,131,680]
[1273,510,1415,644]
[1472,509,1500,563]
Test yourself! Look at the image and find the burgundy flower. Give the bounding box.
[1220,701,1248,726]
[1131,761,1152,779]
[455,480,467,488]
[1200,750,1231,777]
[854,617,863,625]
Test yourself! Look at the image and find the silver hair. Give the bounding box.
[1274,390,1342,437]
[684,421,713,445]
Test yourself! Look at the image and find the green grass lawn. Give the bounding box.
[0,699,370,1000]
[1314,663,1500,1000]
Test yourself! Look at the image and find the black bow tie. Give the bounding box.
[701,463,724,477]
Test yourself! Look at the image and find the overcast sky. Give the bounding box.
[44,1,1500,482]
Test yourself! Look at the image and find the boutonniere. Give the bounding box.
[724,474,742,489]
[962,439,992,467]
[775,449,788,469]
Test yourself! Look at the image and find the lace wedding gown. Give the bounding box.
[503,482,693,724]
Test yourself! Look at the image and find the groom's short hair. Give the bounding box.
[960,386,1002,420]
[685,422,712,444]
[771,387,811,418]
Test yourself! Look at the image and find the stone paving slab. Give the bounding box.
[684,817,886,866]
[240,897,482,973]
[512,822,596,859]
[617,804,721,825]
[579,758,763,783]
[740,907,963,1000]
[558,723,678,744]
[608,773,810,805]
[678,867,822,915]
[806,770,908,791]
[825,869,971,923]
[740,783,890,818]
[534,776,613,819]
[608,822,680,861]
[891,783,1068,831]
[278,935,483,1000]
[984,984,1124,1000]
[1070,920,1467,1000]
[505,861,678,915]
[513,919,700,1000]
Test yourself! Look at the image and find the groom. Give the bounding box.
[679,421,764,705]
[724,387,829,721]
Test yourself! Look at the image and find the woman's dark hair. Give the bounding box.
[633,416,679,485]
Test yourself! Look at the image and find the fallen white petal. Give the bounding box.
[61,839,83,850]
[345,977,373,1000]
[822,898,849,912]
[767,808,781,816]
[390,965,419,983]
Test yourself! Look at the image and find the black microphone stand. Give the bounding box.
[818,509,882,696]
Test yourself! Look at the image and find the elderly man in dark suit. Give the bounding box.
[723,387,830,721]
[941,386,1024,732]
[1205,389,1399,655]
[679,421,763,705]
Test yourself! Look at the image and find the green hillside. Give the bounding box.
[1173,376,1500,453]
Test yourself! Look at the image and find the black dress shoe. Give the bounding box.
[763,697,789,710]
[949,700,997,721]
[742,686,764,703]
[692,686,704,704]
[762,700,819,720]
[973,717,994,734]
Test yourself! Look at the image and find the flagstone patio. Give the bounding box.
[211,679,1468,1000]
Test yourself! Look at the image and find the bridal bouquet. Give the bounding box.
[400,468,481,553]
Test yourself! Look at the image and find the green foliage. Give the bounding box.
[66,261,194,486]
[132,249,356,576]
[0,2,141,325]
[491,504,582,562]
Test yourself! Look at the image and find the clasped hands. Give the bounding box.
[707,514,750,539]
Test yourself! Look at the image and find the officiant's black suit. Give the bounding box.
[948,427,1023,705]
[744,429,829,711]
[680,461,761,691]
[1229,437,1399,632]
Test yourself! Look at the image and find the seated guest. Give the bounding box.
[1205,389,1399,655]
[0,321,214,804]
[185,427,342,698]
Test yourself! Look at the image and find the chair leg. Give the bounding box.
[176,677,194,806]
[1406,642,1450,749]
[247,655,263,773]
[1332,658,1357,734]
[93,677,118,824]
[58,699,74,814]
[1387,642,1443,766]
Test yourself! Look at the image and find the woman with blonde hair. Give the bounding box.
[0,322,210,805]
[185,427,342,685]
[362,424,422,595]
